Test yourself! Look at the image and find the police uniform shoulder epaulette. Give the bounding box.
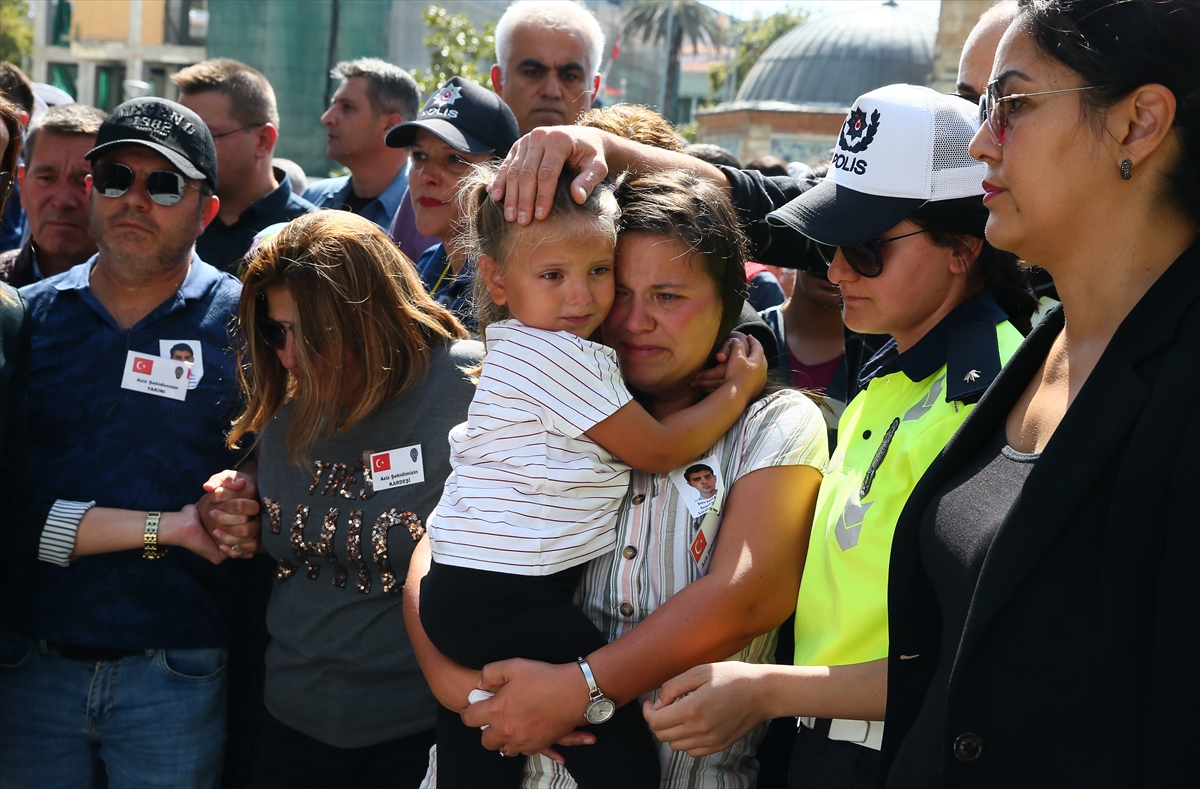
[945,320,1003,405]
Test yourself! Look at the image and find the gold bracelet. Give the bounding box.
[143,511,168,559]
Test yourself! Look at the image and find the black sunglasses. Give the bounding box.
[0,171,12,204]
[92,161,200,206]
[816,229,926,278]
[256,315,292,351]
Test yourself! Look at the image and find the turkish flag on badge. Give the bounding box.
[690,530,708,563]
[372,452,391,472]
[132,356,154,375]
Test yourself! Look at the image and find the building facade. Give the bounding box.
[29,0,207,110]
[696,0,999,165]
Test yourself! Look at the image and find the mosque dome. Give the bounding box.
[736,1,937,109]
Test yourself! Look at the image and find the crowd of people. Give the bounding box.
[0,0,1195,788]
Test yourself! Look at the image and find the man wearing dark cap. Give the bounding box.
[385,77,520,327]
[0,97,247,788]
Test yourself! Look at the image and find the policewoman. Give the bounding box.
[387,77,520,330]
[643,84,1036,788]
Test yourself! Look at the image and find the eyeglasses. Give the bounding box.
[0,171,12,203]
[256,315,293,350]
[92,161,201,206]
[816,229,927,278]
[979,80,1108,145]
[211,123,266,140]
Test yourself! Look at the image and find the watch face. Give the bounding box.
[585,699,616,724]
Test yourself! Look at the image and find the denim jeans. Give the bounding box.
[0,632,228,789]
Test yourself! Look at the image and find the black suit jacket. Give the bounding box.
[883,242,1199,787]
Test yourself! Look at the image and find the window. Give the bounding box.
[51,0,72,47]
[48,63,78,99]
[96,65,127,112]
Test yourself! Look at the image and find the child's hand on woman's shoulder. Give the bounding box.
[722,333,767,396]
[691,332,767,397]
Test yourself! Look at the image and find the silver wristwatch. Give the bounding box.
[577,657,616,724]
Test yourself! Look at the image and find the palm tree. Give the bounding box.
[623,0,723,123]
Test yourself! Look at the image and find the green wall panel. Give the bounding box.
[207,0,392,177]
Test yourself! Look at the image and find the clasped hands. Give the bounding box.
[161,469,261,564]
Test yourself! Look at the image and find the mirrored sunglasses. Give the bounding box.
[92,161,199,206]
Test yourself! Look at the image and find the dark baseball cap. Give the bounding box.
[385,77,519,157]
[86,97,218,187]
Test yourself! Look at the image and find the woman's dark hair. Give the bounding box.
[908,196,1038,332]
[614,170,750,360]
[1018,0,1200,223]
[0,95,21,211]
[0,97,20,308]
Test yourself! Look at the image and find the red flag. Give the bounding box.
[610,32,621,60]
[132,357,154,375]
[690,530,707,562]
[372,453,391,473]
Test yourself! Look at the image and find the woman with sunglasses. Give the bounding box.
[208,210,482,788]
[880,1,1199,784]
[640,84,1036,788]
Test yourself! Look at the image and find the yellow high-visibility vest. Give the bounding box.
[794,317,1024,667]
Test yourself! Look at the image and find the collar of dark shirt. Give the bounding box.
[55,251,225,306]
[858,289,1008,388]
[418,244,474,292]
[213,173,298,229]
[334,165,409,219]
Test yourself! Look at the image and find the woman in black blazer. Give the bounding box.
[882,1,1198,786]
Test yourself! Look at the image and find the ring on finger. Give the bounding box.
[232,544,244,554]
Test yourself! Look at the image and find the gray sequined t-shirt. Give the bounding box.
[259,339,482,748]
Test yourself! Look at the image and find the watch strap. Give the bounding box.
[143,511,167,559]
[576,657,604,703]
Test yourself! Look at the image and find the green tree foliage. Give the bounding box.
[410,5,497,98]
[1,0,34,68]
[710,6,811,100]
[623,0,722,123]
